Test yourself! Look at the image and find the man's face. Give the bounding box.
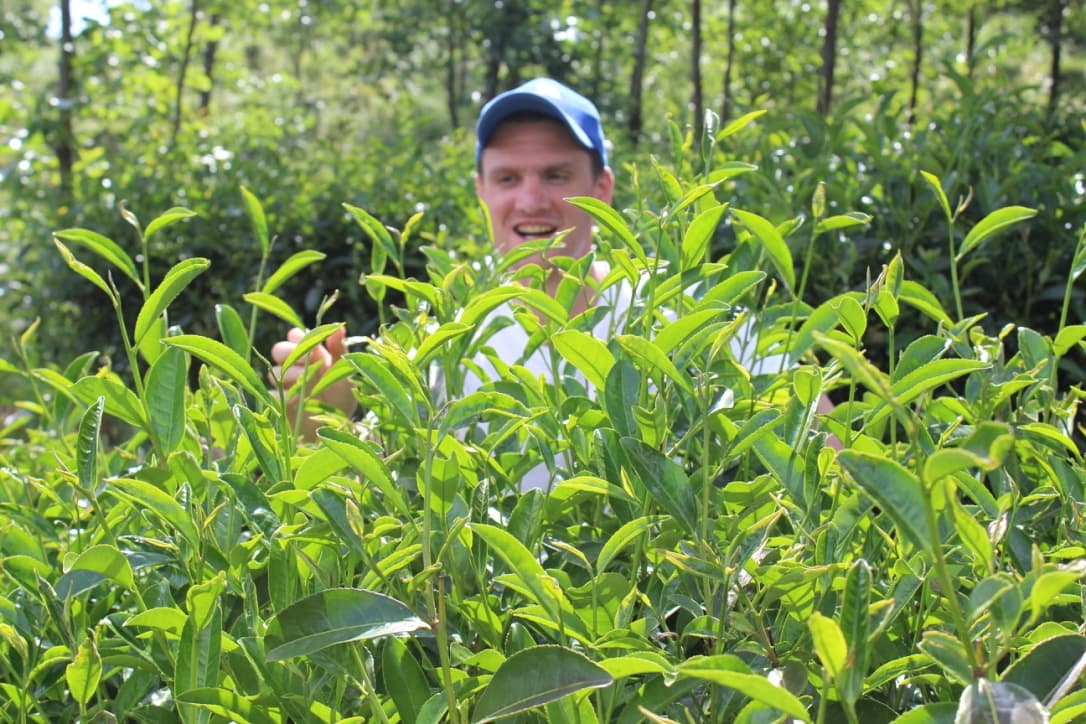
[476,119,613,268]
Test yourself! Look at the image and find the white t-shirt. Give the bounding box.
[451,279,785,491]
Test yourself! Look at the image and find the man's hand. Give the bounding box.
[269,326,357,439]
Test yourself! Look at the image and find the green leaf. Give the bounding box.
[242,291,306,331]
[868,359,989,427]
[619,437,700,536]
[678,655,810,720]
[1054,324,1086,358]
[215,303,250,358]
[264,588,427,661]
[54,228,140,285]
[143,206,198,242]
[345,203,399,264]
[552,329,615,390]
[317,428,410,519]
[682,203,727,269]
[261,250,327,295]
[53,239,119,306]
[1001,634,1086,703]
[565,196,644,264]
[920,171,952,222]
[899,281,952,325]
[603,358,640,439]
[714,110,766,141]
[76,396,104,491]
[345,352,422,427]
[163,335,275,407]
[839,559,873,704]
[471,645,612,723]
[65,634,102,708]
[469,523,573,623]
[68,544,135,591]
[809,612,847,683]
[890,702,958,723]
[597,515,666,573]
[833,295,868,343]
[240,185,269,255]
[106,477,200,548]
[957,206,1037,261]
[414,321,472,368]
[134,257,211,347]
[837,450,936,554]
[731,208,795,291]
[145,344,188,454]
[814,212,872,236]
[176,602,222,720]
[696,270,767,310]
[614,334,694,396]
[918,631,973,686]
[174,688,279,724]
[383,637,432,724]
[71,376,148,429]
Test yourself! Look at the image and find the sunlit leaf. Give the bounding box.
[264,588,426,661]
[65,634,102,708]
[678,655,809,720]
[243,291,305,331]
[164,335,275,407]
[732,208,795,291]
[241,185,269,255]
[54,228,140,285]
[957,206,1037,261]
[145,344,188,454]
[552,329,615,390]
[143,206,198,242]
[838,450,936,554]
[472,645,611,723]
[134,257,211,347]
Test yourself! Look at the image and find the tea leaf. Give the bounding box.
[143,206,198,242]
[1001,634,1086,703]
[382,637,432,724]
[957,206,1037,261]
[174,688,279,724]
[1054,324,1086,358]
[345,352,421,428]
[164,335,275,407]
[414,321,473,368]
[243,291,305,331]
[553,329,614,390]
[615,334,694,396]
[809,612,847,683]
[134,257,211,347]
[567,197,644,264]
[345,204,399,266]
[678,655,810,720]
[54,228,141,286]
[597,515,666,573]
[76,396,104,491]
[840,559,873,704]
[731,208,795,292]
[53,239,119,306]
[175,603,222,709]
[65,634,102,708]
[318,428,410,518]
[106,477,200,548]
[215,303,250,358]
[918,631,973,686]
[838,450,936,554]
[71,376,148,429]
[714,110,766,141]
[471,645,612,723]
[264,588,427,661]
[899,280,952,325]
[145,345,188,454]
[240,185,269,255]
[921,171,952,222]
[682,204,728,269]
[814,212,872,236]
[261,250,327,295]
[619,437,700,536]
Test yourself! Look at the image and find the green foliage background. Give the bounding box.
[1,0,1085,384]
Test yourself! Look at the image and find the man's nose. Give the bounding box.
[514,177,547,210]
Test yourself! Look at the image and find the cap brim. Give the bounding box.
[476,92,595,157]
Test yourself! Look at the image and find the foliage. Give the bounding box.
[1,143,1085,720]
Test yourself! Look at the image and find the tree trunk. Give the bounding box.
[907,0,923,125]
[720,0,738,122]
[445,1,460,129]
[172,0,200,145]
[198,13,221,114]
[691,0,704,140]
[817,0,841,115]
[965,2,977,78]
[628,0,654,147]
[55,0,75,202]
[1046,0,1064,119]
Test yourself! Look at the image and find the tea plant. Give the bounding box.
[0,161,1084,723]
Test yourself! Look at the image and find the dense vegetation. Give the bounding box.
[1,1,1085,722]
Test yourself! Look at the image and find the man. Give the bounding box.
[270,78,618,433]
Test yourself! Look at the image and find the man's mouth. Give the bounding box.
[514,224,557,240]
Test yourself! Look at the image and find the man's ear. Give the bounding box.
[595,167,615,204]
[475,171,484,197]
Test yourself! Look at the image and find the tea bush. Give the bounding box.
[1,131,1084,722]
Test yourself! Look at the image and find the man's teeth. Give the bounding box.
[516,225,556,237]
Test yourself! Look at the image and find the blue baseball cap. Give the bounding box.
[475,77,608,168]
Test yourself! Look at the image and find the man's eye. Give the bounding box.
[547,172,570,183]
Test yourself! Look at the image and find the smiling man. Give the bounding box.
[473,77,614,302]
[270,78,619,436]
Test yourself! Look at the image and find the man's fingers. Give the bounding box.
[325,326,349,361]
